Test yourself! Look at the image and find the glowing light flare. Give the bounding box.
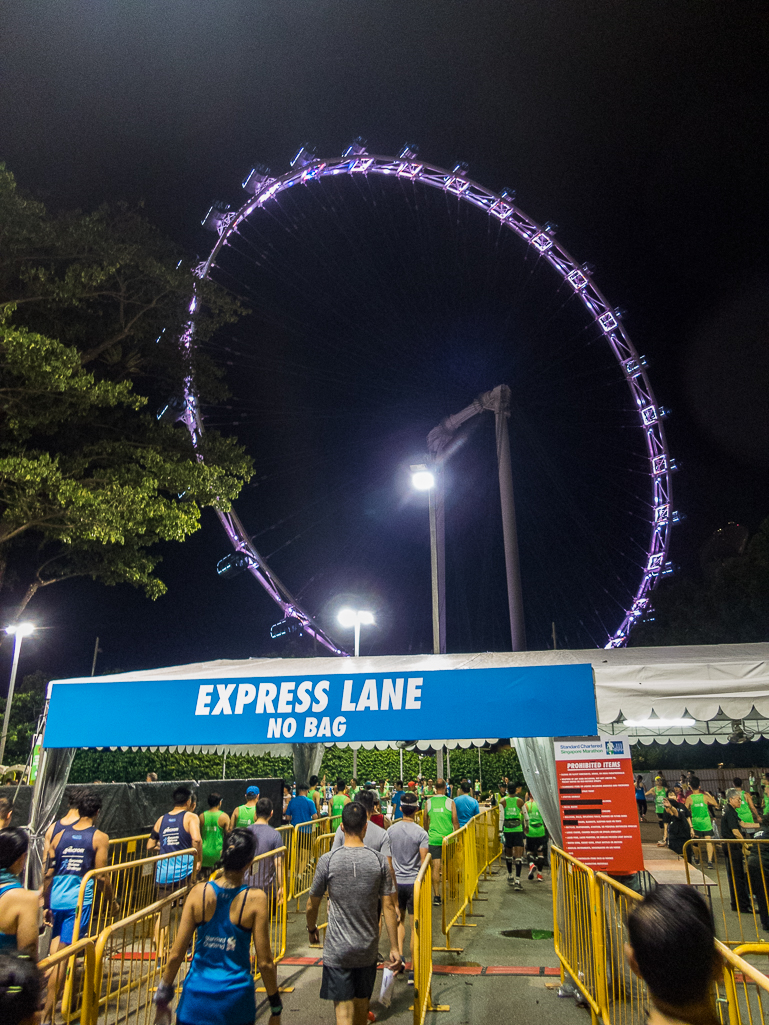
[411,470,435,491]
[337,608,374,627]
[5,622,34,637]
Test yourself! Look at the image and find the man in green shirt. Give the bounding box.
[229,785,260,829]
[523,792,548,882]
[330,779,350,829]
[500,782,526,889]
[422,779,459,905]
[685,776,719,868]
[199,792,229,879]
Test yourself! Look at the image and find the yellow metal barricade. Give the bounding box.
[685,838,769,948]
[70,847,196,946]
[595,871,647,1025]
[93,889,191,1025]
[714,941,769,1025]
[246,845,289,968]
[551,846,604,1025]
[39,937,96,1025]
[414,809,424,828]
[292,819,330,907]
[486,806,501,869]
[473,811,488,882]
[434,825,475,953]
[412,854,449,1024]
[276,824,294,899]
[108,834,151,866]
[330,813,343,833]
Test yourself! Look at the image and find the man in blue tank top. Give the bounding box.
[43,791,116,1020]
[148,786,202,894]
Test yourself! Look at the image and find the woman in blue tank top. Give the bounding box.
[0,830,39,957]
[153,829,284,1025]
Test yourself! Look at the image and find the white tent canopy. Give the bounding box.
[54,642,769,751]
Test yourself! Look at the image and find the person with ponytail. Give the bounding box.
[626,884,721,1025]
[0,951,41,1025]
[0,830,39,958]
[153,828,282,1025]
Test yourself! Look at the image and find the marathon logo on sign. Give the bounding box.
[43,663,598,748]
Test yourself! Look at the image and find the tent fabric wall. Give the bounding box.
[512,737,562,847]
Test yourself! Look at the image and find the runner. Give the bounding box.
[635,775,647,822]
[42,788,82,867]
[387,792,429,985]
[523,792,548,881]
[153,830,282,1025]
[646,776,668,846]
[306,802,401,1025]
[454,779,480,828]
[685,776,719,868]
[199,793,229,880]
[391,780,405,821]
[732,776,759,828]
[329,779,350,829]
[349,777,360,800]
[285,782,318,828]
[422,779,459,905]
[245,798,285,901]
[330,790,393,879]
[229,785,260,830]
[43,791,118,1020]
[308,776,323,817]
[500,782,526,889]
[149,785,202,895]
[0,952,41,1025]
[0,830,39,956]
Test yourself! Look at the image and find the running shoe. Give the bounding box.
[407,971,414,986]
[433,895,441,906]
[513,879,523,891]
[528,863,536,880]
[507,875,514,883]
[537,872,544,882]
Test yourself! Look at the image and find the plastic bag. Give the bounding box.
[378,967,396,1007]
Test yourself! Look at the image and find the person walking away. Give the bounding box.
[662,790,691,859]
[732,777,759,830]
[308,776,323,818]
[153,829,282,1025]
[646,777,668,846]
[422,779,459,905]
[722,787,751,913]
[149,786,202,895]
[331,790,394,882]
[306,802,401,1025]
[523,793,548,881]
[635,776,647,822]
[43,791,118,1020]
[282,784,292,821]
[0,952,41,1025]
[387,793,428,985]
[454,780,480,829]
[199,793,229,880]
[746,813,769,934]
[685,777,719,868]
[285,782,319,890]
[391,781,405,821]
[246,798,285,904]
[370,797,387,829]
[0,830,39,956]
[42,789,82,868]
[500,783,526,889]
[626,884,721,1025]
[230,786,260,830]
[330,780,350,829]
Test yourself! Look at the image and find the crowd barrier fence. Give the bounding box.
[291,818,330,909]
[434,825,475,952]
[39,937,96,1025]
[551,846,604,1025]
[684,837,769,948]
[276,824,294,899]
[412,855,449,1025]
[107,834,151,867]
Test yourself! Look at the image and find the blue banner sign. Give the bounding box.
[43,664,596,748]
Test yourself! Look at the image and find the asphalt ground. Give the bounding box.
[268,857,590,1025]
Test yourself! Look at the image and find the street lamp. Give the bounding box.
[337,608,374,658]
[410,463,442,655]
[0,623,35,766]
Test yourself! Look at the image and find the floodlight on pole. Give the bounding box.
[337,608,374,657]
[411,463,442,654]
[0,623,35,766]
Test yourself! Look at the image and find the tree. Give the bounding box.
[630,518,769,646]
[0,671,47,767]
[0,167,252,617]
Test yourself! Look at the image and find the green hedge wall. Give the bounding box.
[71,746,523,790]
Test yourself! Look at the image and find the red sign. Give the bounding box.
[554,736,643,875]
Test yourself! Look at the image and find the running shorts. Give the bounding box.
[525,834,548,855]
[693,828,714,838]
[52,904,92,945]
[428,844,443,861]
[320,964,378,1002]
[397,884,415,915]
[503,829,524,848]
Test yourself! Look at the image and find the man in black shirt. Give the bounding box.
[722,788,750,913]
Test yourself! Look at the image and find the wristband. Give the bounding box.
[268,991,283,1015]
[153,982,175,1005]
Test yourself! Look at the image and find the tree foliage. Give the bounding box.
[0,671,47,767]
[0,166,252,616]
[630,517,769,647]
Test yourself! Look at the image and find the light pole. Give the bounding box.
[410,464,443,655]
[0,623,35,767]
[337,608,374,658]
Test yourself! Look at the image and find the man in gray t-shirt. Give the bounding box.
[331,789,394,877]
[387,792,429,983]
[307,802,400,1021]
[245,797,284,896]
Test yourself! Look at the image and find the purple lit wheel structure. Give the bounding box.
[182,144,674,652]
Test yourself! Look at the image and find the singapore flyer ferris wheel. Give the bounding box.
[180,140,675,655]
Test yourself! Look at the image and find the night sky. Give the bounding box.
[1,2,768,684]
